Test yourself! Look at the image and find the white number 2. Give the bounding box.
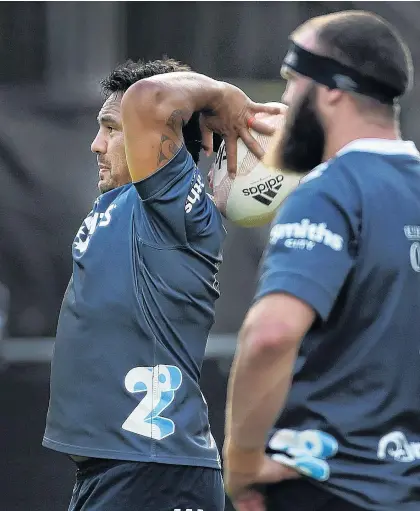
[122,364,182,440]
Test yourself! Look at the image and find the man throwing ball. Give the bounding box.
[42,58,280,511]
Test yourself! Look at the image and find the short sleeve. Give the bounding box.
[134,145,221,246]
[255,169,360,321]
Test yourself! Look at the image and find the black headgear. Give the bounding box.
[282,41,402,105]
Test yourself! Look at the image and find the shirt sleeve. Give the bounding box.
[134,145,221,247]
[255,167,360,321]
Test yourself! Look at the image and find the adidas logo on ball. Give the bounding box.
[211,105,301,227]
[242,175,284,206]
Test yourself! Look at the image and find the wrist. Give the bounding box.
[223,438,265,474]
[201,78,228,113]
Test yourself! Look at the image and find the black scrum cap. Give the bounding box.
[282,41,402,105]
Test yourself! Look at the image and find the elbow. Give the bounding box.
[240,316,301,358]
[121,78,190,129]
[121,79,167,115]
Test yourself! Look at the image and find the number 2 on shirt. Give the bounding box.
[122,364,182,440]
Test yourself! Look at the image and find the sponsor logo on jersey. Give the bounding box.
[73,203,116,254]
[268,429,338,481]
[269,218,344,251]
[404,225,420,240]
[377,431,420,462]
[185,173,205,213]
[404,225,420,272]
[242,175,284,206]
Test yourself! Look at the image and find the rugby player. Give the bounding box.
[42,58,279,510]
[224,10,420,511]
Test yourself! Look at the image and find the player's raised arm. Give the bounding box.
[120,72,282,180]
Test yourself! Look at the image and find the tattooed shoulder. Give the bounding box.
[156,109,185,166]
[166,109,185,135]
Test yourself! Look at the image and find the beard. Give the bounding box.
[275,85,325,174]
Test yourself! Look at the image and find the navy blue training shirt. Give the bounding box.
[43,145,225,468]
[256,139,420,510]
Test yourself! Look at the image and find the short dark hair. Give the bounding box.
[298,11,413,110]
[101,58,202,164]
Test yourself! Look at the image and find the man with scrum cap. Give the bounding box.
[224,10,420,511]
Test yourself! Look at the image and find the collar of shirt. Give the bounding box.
[336,138,420,159]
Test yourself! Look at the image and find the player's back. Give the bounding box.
[43,145,225,468]
[264,140,420,510]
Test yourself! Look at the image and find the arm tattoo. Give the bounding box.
[156,109,184,166]
[166,109,184,135]
[157,135,177,165]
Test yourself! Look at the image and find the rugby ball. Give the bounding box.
[212,106,301,228]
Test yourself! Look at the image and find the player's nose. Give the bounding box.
[91,131,106,154]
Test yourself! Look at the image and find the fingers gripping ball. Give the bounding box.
[212,104,301,228]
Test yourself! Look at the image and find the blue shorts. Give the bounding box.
[264,479,364,511]
[69,458,224,511]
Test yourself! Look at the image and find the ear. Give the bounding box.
[318,86,343,107]
[316,86,344,123]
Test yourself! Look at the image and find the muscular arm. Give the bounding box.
[225,294,315,459]
[224,172,358,473]
[121,72,225,181]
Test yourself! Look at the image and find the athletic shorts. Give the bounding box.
[264,479,365,511]
[68,458,224,511]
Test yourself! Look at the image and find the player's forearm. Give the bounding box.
[123,72,226,124]
[225,321,299,453]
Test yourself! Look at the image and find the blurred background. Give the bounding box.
[0,2,418,510]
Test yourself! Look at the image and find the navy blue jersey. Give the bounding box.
[256,139,420,510]
[43,145,225,469]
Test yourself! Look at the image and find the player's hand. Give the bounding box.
[225,455,300,511]
[200,84,287,176]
